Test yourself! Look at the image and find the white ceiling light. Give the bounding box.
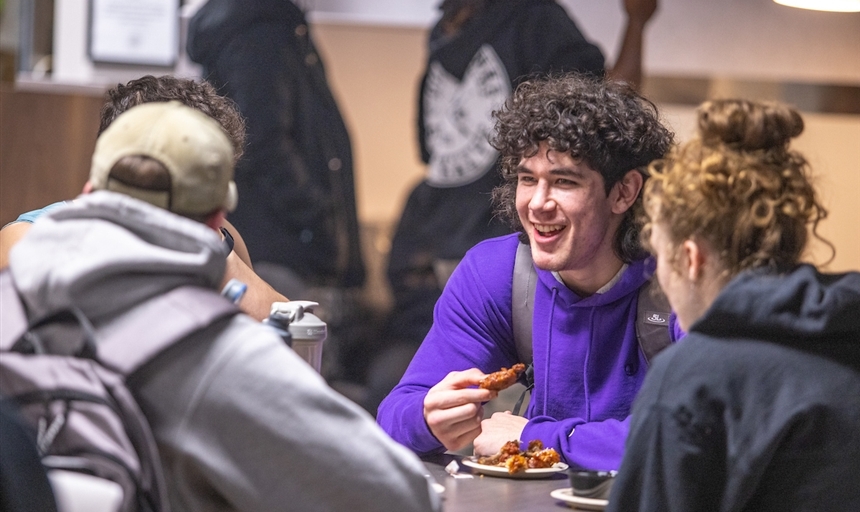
[774,0,860,12]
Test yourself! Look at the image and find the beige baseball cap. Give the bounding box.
[89,101,238,216]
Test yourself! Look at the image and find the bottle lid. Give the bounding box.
[270,301,327,342]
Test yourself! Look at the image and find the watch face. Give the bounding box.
[423,45,511,187]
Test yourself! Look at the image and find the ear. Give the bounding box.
[682,239,707,281]
[205,210,226,232]
[610,170,644,214]
[81,181,94,194]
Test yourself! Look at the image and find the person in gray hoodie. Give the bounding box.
[4,101,440,512]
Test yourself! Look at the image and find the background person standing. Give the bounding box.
[188,0,369,383]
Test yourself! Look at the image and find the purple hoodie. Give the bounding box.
[377,234,682,470]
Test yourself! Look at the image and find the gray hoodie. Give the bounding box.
[8,191,440,512]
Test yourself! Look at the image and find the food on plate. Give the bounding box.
[476,439,561,474]
[478,363,526,391]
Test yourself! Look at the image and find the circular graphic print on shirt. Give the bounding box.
[423,44,511,187]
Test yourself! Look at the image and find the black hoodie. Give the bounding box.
[187,0,365,288]
[608,264,860,512]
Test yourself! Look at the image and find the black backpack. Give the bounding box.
[509,243,672,414]
[0,271,239,512]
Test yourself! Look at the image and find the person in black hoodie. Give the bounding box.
[186,0,365,291]
[187,0,370,384]
[606,99,860,511]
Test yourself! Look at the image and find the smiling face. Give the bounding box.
[515,143,638,294]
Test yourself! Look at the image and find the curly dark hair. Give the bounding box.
[99,75,246,162]
[490,73,673,262]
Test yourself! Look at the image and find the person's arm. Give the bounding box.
[519,414,631,470]
[135,317,441,512]
[0,222,32,269]
[606,0,659,89]
[220,251,287,321]
[1,202,69,269]
[377,238,520,455]
[217,220,288,321]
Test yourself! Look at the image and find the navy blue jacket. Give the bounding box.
[609,265,860,511]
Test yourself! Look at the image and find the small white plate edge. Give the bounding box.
[550,487,609,509]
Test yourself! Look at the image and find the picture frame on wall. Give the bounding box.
[88,0,179,66]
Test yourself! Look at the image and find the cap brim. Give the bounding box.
[223,181,238,212]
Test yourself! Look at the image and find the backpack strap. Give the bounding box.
[511,242,536,368]
[511,243,536,415]
[0,271,29,352]
[96,286,240,375]
[0,271,240,375]
[635,277,673,364]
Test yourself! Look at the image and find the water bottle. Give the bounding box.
[267,301,327,373]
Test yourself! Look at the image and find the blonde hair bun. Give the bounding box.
[697,99,803,152]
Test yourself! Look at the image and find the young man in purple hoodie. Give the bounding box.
[377,74,680,471]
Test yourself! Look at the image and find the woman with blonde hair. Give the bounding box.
[607,99,860,511]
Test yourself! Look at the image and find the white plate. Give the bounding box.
[460,456,568,479]
[550,487,609,510]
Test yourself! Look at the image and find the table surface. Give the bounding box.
[422,453,587,511]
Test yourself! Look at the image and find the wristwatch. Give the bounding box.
[219,226,235,253]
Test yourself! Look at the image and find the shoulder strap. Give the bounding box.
[97,286,240,375]
[0,271,240,376]
[0,271,29,352]
[512,242,536,367]
[511,243,536,415]
[635,277,673,364]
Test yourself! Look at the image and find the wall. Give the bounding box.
[567,0,860,85]
[0,85,102,225]
[2,3,858,276]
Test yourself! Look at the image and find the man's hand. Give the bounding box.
[473,411,529,456]
[624,0,658,26]
[424,369,497,452]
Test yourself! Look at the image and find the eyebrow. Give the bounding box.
[516,166,589,179]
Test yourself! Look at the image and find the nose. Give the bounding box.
[529,182,556,213]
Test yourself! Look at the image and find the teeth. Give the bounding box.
[534,224,563,234]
